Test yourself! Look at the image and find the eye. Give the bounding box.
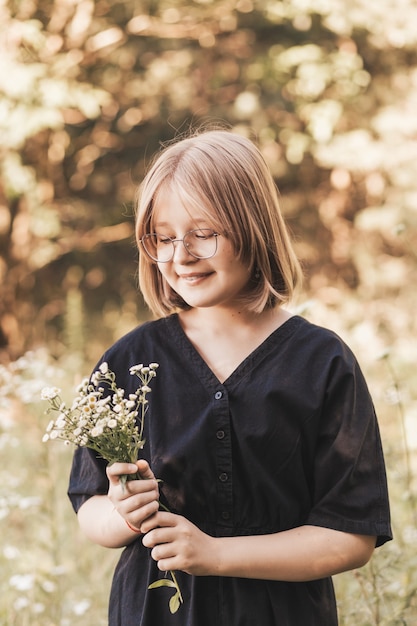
[156,234,173,245]
[193,229,216,240]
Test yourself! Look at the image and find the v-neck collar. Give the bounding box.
[165,313,303,389]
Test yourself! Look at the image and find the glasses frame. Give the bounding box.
[140,228,221,263]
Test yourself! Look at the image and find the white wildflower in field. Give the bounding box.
[13,597,30,611]
[41,580,57,593]
[73,599,91,616]
[3,545,21,560]
[9,573,34,591]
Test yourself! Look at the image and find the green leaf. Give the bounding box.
[148,579,177,590]
[169,592,181,614]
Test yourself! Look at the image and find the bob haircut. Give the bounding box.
[135,129,302,318]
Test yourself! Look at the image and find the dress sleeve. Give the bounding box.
[306,343,392,547]
[67,445,109,513]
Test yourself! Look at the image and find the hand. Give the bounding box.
[106,459,160,531]
[141,511,218,576]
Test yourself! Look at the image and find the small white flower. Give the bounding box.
[42,580,56,593]
[41,387,61,400]
[9,573,34,591]
[14,597,30,611]
[107,419,117,428]
[19,496,41,510]
[99,362,109,374]
[91,426,103,437]
[149,363,159,370]
[3,544,20,560]
[90,373,99,386]
[55,416,66,429]
[73,599,91,616]
[141,385,151,393]
[49,430,59,439]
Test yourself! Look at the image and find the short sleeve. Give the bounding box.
[306,345,392,547]
[67,445,109,513]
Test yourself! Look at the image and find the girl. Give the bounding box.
[68,129,392,626]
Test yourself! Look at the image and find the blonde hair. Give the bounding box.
[135,129,302,317]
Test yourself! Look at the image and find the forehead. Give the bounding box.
[152,184,216,228]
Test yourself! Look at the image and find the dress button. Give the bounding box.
[216,430,225,440]
[214,391,223,400]
[219,472,228,482]
[221,511,230,520]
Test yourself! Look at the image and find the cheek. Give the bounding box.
[154,264,171,288]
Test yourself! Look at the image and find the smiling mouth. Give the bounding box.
[179,273,212,282]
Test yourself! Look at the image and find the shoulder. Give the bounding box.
[290,315,355,355]
[95,315,178,377]
[287,315,366,382]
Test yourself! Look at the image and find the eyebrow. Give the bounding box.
[152,220,211,230]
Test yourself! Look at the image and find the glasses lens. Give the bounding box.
[183,229,218,259]
[141,234,174,262]
[141,230,218,262]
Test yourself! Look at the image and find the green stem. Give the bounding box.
[170,570,184,604]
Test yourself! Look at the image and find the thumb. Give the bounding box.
[135,459,155,480]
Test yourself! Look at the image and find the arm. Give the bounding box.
[77,460,160,549]
[141,512,376,581]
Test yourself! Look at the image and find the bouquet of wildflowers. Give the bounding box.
[41,361,183,614]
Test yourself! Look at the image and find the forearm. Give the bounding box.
[213,525,376,582]
[77,495,139,549]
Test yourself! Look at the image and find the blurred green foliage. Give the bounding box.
[0,0,417,365]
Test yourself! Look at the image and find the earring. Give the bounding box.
[254,267,261,280]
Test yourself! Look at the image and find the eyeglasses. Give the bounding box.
[140,229,221,263]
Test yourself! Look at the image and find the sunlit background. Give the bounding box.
[1,1,417,624]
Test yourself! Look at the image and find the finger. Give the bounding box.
[114,489,159,527]
[127,500,160,528]
[106,463,139,485]
[142,526,174,549]
[140,511,176,534]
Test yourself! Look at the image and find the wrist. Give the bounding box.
[207,536,224,576]
[125,519,142,534]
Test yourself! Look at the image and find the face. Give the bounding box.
[151,186,252,312]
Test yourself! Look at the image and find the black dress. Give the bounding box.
[68,314,392,626]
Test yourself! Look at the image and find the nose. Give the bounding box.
[171,237,194,262]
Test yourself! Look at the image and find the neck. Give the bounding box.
[179,305,290,335]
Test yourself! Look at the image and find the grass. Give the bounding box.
[1,300,416,625]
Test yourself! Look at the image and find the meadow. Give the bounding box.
[1,296,416,626]
[2,1,417,623]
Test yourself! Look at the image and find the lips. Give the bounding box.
[178,272,213,282]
